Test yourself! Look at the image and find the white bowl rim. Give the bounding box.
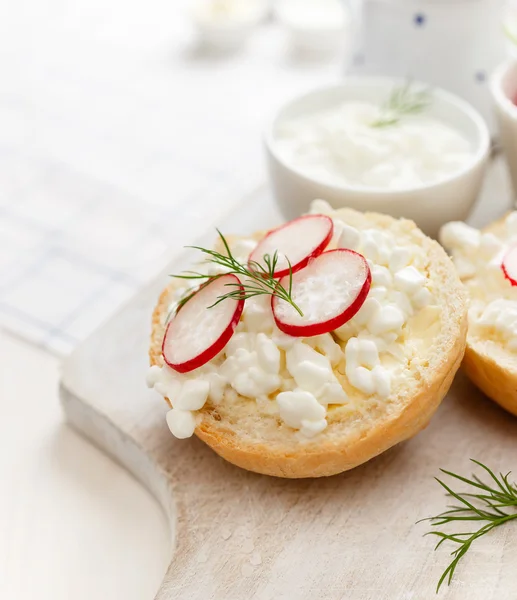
[190,0,269,29]
[490,60,517,121]
[264,76,491,197]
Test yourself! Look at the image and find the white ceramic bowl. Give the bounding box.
[264,78,490,238]
[491,60,517,199]
[190,0,268,51]
[274,0,349,56]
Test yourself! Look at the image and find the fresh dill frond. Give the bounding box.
[420,459,517,592]
[504,21,517,46]
[169,229,303,317]
[371,80,432,128]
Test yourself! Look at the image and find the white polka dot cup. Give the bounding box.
[491,60,517,199]
[348,0,506,132]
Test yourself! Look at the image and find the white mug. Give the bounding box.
[347,0,506,131]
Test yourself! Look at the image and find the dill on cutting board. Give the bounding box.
[421,459,517,592]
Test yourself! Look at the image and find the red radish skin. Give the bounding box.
[272,249,371,337]
[502,246,517,287]
[162,274,244,373]
[248,214,333,278]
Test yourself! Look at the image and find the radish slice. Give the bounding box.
[248,214,333,278]
[272,249,371,337]
[502,246,517,287]
[163,274,244,373]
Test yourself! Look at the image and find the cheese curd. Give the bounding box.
[440,213,517,349]
[275,101,473,190]
[148,200,437,440]
[220,330,282,398]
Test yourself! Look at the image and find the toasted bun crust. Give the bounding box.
[150,209,467,478]
[461,215,517,417]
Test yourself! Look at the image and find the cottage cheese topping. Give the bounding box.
[440,213,517,348]
[147,361,226,438]
[276,390,327,439]
[275,101,473,190]
[278,340,348,437]
[148,200,438,440]
[332,219,434,396]
[166,409,198,439]
[220,330,281,398]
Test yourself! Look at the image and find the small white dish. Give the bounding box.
[190,0,269,51]
[274,0,349,57]
[491,60,517,199]
[264,77,490,238]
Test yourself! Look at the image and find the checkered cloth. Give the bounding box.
[0,151,256,354]
[0,0,344,354]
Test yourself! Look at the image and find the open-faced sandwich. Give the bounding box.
[441,212,517,417]
[147,201,467,478]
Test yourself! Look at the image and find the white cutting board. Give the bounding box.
[60,165,517,600]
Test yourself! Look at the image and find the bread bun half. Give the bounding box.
[441,213,517,417]
[150,206,467,478]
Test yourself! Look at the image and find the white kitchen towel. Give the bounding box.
[0,150,256,354]
[0,0,343,355]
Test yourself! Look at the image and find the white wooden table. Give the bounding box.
[0,329,171,599]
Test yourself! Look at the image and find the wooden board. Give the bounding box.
[60,166,517,600]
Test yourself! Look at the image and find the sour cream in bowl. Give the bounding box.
[265,78,490,238]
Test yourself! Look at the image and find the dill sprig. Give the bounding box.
[371,81,432,128]
[504,20,517,46]
[420,459,517,593]
[170,229,303,316]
